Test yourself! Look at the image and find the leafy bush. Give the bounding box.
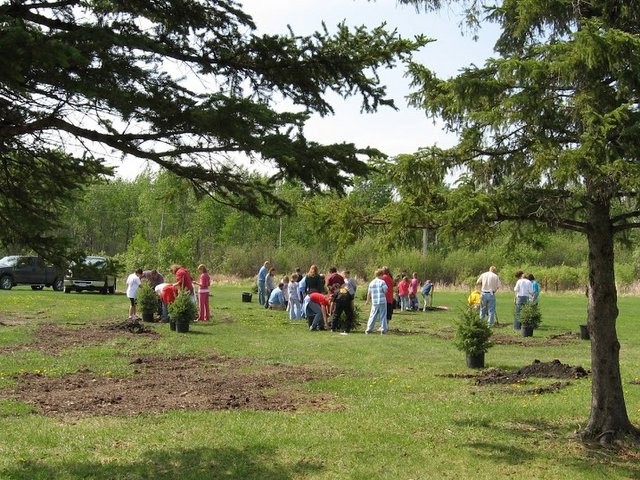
[168,291,197,323]
[453,307,493,356]
[519,302,542,329]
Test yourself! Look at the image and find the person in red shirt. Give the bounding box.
[326,267,344,290]
[154,283,177,322]
[170,264,194,293]
[307,292,330,331]
[382,267,395,324]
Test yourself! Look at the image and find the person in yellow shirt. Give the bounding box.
[468,285,481,309]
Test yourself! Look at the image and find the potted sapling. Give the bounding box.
[137,282,158,322]
[168,290,197,333]
[454,306,493,369]
[519,302,542,337]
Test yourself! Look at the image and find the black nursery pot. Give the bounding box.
[521,326,534,337]
[142,312,154,322]
[169,320,176,331]
[465,353,485,369]
[579,324,590,340]
[175,320,190,333]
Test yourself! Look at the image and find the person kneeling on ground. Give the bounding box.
[268,283,286,310]
[468,284,481,310]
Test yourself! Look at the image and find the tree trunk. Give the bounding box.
[581,200,638,443]
[422,227,428,256]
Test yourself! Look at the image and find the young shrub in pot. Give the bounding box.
[137,282,158,322]
[453,306,493,368]
[519,302,542,337]
[168,291,197,333]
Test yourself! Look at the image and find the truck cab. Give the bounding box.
[0,256,63,291]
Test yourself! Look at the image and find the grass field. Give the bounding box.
[0,284,639,479]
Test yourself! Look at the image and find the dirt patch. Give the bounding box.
[0,315,29,326]
[0,321,158,355]
[441,359,589,394]
[429,330,579,347]
[2,354,338,418]
[387,328,425,336]
[106,318,155,334]
[491,331,579,347]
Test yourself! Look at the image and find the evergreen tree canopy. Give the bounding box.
[0,0,428,260]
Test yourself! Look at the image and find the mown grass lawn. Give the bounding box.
[0,285,639,479]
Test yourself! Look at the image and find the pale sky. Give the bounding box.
[113,0,499,179]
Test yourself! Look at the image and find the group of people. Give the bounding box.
[256,262,434,335]
[256,262,358,334]
[471,266,540,329]
[362,267,431,334]
[125,264,212,322]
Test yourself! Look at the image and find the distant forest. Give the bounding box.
[43,167,640,290]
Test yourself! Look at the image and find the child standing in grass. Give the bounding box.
[288,274,302,320]
[126,268,143,320]
[398,276,410,311]
[410,272,421,310]
[194,264,211,322]
[421,279,433,311]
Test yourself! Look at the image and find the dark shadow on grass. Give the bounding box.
[0,445,322,480]
[455,417,563,438]
[465,441,536,465]
[179,330,213,335]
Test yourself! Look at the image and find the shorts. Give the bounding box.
[128,297,137,307]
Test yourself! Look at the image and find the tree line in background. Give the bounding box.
[47,166,638,291]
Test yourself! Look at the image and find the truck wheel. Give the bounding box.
[0,276,13,290]
[52,279,64,291]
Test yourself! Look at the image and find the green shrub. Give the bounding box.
[519,302,542,329]
[453,307,493,356]
[137,282,158,316]
[168,291,198,323]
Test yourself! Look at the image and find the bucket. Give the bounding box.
[579,324,590,340]
[242,292,252,303]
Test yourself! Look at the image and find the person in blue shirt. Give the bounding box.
[527,273,540,304]
[268,283,286,310]
[257,261,270,306]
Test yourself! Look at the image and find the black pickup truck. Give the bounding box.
[0,256,64,291]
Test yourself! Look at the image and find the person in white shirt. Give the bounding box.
[476,266,502,326]
[126,268,143,320]
[513,271,534,330]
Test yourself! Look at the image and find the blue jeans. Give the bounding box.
[514,296,529,330]
[480,292,496,326]
[400,295,409,311]
[258,281,266,306]
[366,303,388,333]
[161,301,169,322]
[306,302,324,330]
